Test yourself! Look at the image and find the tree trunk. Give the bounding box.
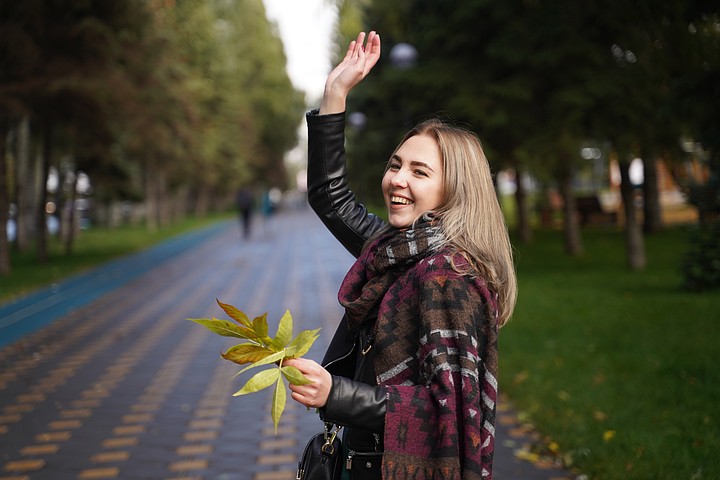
[144,165,159,232]
[157,169,171,228]
[63,172,79,255]
[557,170,583,256]
[56,162,68,242]
[0,117,11,275]
[514,168,533,244]
[16,116,34,252]
[174,185,189,223]
[194,183,210,217]
[619,157,646,270]
[37,120,52,263]
[642,154,663,234]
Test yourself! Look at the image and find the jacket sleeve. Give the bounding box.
[306,109,388,259]
[320,375,387,434]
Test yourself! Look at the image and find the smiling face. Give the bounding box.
[382,133,445,229]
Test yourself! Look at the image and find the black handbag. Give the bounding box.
[296,423,343,480]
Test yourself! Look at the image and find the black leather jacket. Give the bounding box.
[306,109,387,258]
[306,109,389,446]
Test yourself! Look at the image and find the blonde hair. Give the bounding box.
[393,118,517,326]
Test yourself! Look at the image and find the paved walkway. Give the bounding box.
[0,208,573,480]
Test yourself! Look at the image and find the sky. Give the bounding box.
[262,0,337,102]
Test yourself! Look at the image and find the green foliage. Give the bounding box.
[501,227,720,478]
[189,300,320,433]
[681,221,720,291]
[342,0,718,205]
[0,0,302,247]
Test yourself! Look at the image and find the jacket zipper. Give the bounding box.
[346,450,354,470]
[322,333,358,372]
[323,324,374,371]
[346,448,382,471]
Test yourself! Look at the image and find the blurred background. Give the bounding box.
[1,1,719,479]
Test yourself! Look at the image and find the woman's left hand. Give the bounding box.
[284,358,332,409]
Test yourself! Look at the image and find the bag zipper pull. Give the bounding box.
[346,450,354,470]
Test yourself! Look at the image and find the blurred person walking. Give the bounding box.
[236,187,254,239]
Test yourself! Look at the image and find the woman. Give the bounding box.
[286,32,517,480]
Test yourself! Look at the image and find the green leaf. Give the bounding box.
[281,365,313,385]
[189,302,325,434]
[188,318,254,339]
[216,299,252,328]
[270,310,293,349]
[286,328,321,358]
[252,313,270,342]
[238,349,287,375]
[271,376,286,433]
[222,344,273,365]
[233,368,280,396]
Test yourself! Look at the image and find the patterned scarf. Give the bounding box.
[336,214,500,480]
[338,214,444,329]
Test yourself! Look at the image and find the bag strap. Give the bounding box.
[322,422,341,455]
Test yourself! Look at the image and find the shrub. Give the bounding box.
[681,221,720,291]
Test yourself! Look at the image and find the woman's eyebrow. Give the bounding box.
[390,154,435,172]
[410,160,435,172]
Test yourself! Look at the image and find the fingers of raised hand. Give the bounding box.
[367,31,381,60]
[353,32,367,55]
[342,40,356,64]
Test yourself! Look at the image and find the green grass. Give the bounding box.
[502,226,720,479]
[0,213,232,303]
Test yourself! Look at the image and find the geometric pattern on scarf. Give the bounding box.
[378,253,499,479]
[338,216,500,480]
[338,214,444,331]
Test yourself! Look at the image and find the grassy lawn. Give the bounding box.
[502,226,719,479]
[0,214,232,303]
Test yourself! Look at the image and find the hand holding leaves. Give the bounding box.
[188,299,320,433]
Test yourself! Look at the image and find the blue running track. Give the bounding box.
[0,221,229,348]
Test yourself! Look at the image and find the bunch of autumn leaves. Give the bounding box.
[189,300,320,432]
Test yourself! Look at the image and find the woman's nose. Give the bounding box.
[390,169,408,187]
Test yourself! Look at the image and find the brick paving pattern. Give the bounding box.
[0,208,574,480]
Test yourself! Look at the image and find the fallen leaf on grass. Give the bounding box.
[603,430,616,442]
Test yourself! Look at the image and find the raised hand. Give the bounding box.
[320,31,381,114]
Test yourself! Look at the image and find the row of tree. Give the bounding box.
[334,0,719,275]
[0,0,304,275]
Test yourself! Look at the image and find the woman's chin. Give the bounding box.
[387,212,414,230]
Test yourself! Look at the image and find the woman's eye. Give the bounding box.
[414,169,428,177]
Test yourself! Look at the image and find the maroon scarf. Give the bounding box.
[336,215,499,480]
[338,215,444,329]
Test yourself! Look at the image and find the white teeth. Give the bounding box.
[391,196,413,205]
